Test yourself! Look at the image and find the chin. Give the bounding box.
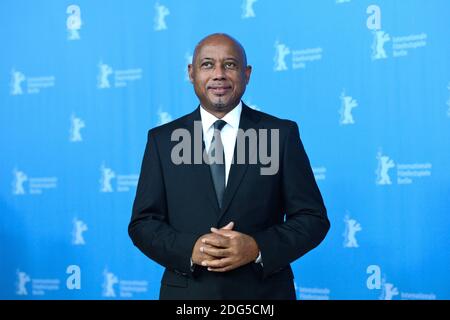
[212,102,227,110]
[209,98,229,109]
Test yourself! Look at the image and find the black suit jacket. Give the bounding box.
[129,103,330,300]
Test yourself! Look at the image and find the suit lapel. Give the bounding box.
[218,104,260,220]
[183,107,221,214]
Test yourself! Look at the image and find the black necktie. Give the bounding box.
[209,120,227,209]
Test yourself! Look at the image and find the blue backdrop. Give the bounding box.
[1,0,449,300]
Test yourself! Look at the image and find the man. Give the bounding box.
[129,33,330,300]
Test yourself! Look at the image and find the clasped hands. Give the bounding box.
[191,222,259,272]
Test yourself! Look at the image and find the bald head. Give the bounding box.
[193,33,248,68]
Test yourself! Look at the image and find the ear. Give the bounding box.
[245,65,252,84]
[188,64,194,83]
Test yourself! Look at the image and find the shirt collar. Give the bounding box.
[200,101,242,131]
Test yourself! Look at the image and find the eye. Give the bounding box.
[201,61,213,68]
[225,62,237,69]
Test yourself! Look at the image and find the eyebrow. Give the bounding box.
[199,57,239,62]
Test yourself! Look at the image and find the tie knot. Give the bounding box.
[213,120,227,131]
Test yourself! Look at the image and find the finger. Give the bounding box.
[199,253,216,261]
[207,266,234,272]
[221,221,234,230]
[201,246,230,258]
[201,257,233,268]
[202,235,230,248]
[210,227,236,238]
[198,244,220,258]
[199,243,217,251]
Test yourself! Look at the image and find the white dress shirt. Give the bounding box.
[200,101,242,186]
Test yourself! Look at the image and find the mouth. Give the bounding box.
[207,85,232,96]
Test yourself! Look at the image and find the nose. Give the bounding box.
[212,65,226,81]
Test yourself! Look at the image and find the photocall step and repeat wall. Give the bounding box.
[1,0,449,300]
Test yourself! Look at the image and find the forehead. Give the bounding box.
[195,38,243,60]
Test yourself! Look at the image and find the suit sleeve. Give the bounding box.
[128,130,198,276]
[252,122,330,279]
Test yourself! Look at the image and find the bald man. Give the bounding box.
[129,33,329,300]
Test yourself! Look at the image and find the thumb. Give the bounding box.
[221,221,234,230]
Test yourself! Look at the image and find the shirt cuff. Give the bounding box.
[255,251,263,266]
